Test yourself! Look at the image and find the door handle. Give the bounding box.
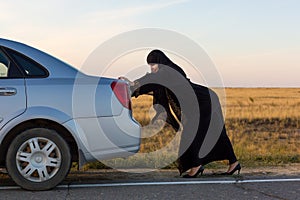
[0,87,17,96]
[0,118,3,123]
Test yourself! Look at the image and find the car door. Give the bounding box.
[0,48,26,130]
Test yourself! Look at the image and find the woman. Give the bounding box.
[120,50,241,177]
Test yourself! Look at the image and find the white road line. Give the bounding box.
[61,178,300,188]
[0,186,20,190]
[1,178,300,190]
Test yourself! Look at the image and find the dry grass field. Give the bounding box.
[221,88,300,166]
[84,88,300,170]
[130,88,300,168]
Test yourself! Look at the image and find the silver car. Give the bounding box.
[0,38,141,190]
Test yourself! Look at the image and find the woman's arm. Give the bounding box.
[131,82,162,98]
[120,69,167,97]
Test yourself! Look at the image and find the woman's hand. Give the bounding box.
[119,76,134,86]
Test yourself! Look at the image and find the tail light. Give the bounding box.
[111,81,132,110]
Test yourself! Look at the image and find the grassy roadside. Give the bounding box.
[80,88,300,171]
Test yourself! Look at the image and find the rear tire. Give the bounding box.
[6,128,71,190]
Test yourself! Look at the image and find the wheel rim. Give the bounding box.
[16,137,62,182]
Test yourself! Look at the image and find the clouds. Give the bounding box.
[83,0,189,21]
[1,0,189,34]
[0,2,11,22]
[1,0,299,86]
[1,0,190,67]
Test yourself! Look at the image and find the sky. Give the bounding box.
[1,0,300,87]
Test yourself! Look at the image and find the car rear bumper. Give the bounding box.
[64,108,141,163]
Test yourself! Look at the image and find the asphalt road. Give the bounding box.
[1,166,300,200]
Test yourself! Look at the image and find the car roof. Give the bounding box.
[0,38,81,78]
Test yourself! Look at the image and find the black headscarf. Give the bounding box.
[145,50,187,131]
[146,50,187,78]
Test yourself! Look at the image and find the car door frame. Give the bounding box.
[0,47,27,130]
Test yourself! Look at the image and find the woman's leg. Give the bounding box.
[220,127,238,164]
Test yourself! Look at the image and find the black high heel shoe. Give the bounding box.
[222,163,241,175]
[182,166,204,178]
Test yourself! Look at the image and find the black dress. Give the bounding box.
[131,58,237,175]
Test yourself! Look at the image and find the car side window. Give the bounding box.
[0,50,10,78]
[5,48,48,78]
